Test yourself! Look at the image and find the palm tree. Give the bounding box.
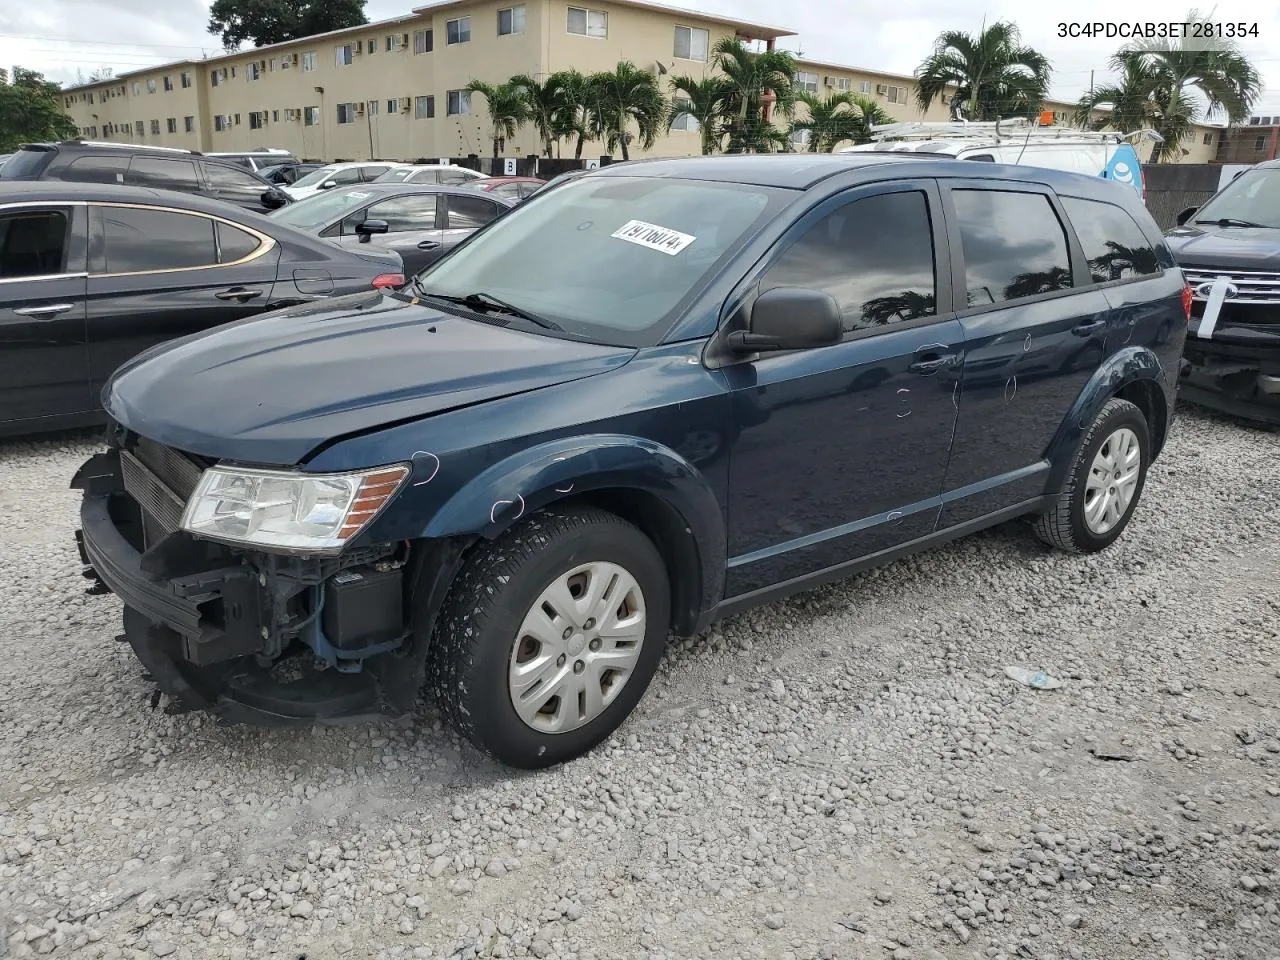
[1077,11,1260,163]
[509,73,563,159]
[464,79,532,158]
[711,36,798,153]
[789,91,895,152]
[915,21,1051,121]
[1073,54,1162,134]
[586,62,666,161]
[668,75,731,154]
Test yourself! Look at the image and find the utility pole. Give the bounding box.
[1090,70,1094,94]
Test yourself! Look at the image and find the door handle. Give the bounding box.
[1072,318,1107,336]
[215,288,264,302]
[908,352,957,375]
[416,240,440,250]
[12,303,74,319]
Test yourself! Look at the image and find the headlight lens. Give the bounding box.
[180,463,410,553]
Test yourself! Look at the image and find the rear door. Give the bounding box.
[439,193,506,255]
[940,180,1113,526]
[0,202,91,427]
[85,202,282,398]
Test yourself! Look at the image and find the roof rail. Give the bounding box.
[71,140,203,155]
[867,119,1162,145]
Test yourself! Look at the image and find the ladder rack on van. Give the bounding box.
[867,119,1162,145]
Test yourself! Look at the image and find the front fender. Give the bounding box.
[1045,346,1169,492]
[419,433,728,619]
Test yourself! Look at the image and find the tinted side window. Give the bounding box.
[0,210,69,278]
[491,183,523,199]
[216,221,262,263]
[952,190,1072,307]
[203,163,266,196]
[360,165,391,181]
[60,156,129,184]
[0,148,53,179]
[363,195,438,232]
[439,169,477,185]
[1061,196,1161,284]
[446,195,503,229]
[127,157,201,191]
[101,207,217,273]
[328,168,362,186]
[758,190,937,332]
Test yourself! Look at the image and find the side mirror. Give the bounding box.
[356,219,389,243]
[261,188,289,209]
[1176,206,1198,226]
[727,287,843,353]
[320,180,337,190]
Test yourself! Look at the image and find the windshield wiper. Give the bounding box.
[413,284,561,330]
[1194,217,1268,228]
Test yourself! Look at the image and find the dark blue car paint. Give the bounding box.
[97,155,1187,643]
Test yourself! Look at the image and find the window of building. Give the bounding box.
[101,208,217,273]
[498,5,526,36]
[125,156,200,192]
[833,77,852,91]
[446,90,470,116]
[211,72,220,88]
[386,33,404,51]
[249,112,264,129]
[234,113,241,125]
[181,72,192,88]
[150,119,160,135]
[1256,135,1267,151]
[414,28,434,53]
[795,71,819,93]
[184,116,195,133]
[337,102,359,124]
[146,78,157,94]
[567,6,607,37]
[952,190,1073,307]
[416,95,436,119]
[163,76,173,91]
[272,109,279,122]
[132,81,141,95]
[447,17,471,44]
[302,51,318,71]
[367,99,379,116]
[135,120,145,136]
[214,115,227,132]
[1060,196,1161,285]
[367,38,377,54]
[166,118,177,133]
[670,98,699,132]
[1202,132,1214,145]
[758,190,938,333]
[247,61,261,80]
[673,25,709,61]
[387,98,400,114]
[789,128,810,148]
[304,106,321,126]
[336,43,355,66]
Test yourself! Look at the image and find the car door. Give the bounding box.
[938,181,1114,527]
[720,181,964,597]
[85,202,282,399]
[200,161,275,212]
[343,193,443,274]
[0,202,91,428]
[440,193,507,255]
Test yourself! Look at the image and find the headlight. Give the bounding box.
[180,463,410,553]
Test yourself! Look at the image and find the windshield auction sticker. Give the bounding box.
[611,220,696,256]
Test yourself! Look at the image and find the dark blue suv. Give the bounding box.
[73,154,1190,769]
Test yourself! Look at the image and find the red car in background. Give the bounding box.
[469,176,546,202]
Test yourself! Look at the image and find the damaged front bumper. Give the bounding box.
[1179,340,1280,426]
[72,445,417,726]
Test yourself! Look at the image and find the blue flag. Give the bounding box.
[1103,144,1143,196]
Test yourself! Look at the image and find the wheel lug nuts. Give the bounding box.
[562,627,573,640]
[573,660,585,674]
[589,638,601,651]
[556,654,566,667]
[583,618,595,629]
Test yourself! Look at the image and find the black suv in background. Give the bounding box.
[0,141,291,214]
[1169,160,1280,424]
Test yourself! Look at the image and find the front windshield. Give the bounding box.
[269,186,377,229]
[413,174,787,346]
[291,165,340,189]
[1193,168,1280,227]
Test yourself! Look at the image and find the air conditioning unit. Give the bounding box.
[400,33,409,46]
[291,53,299,64]
[356,102,365,114]
[352,44,362,55]
[399,97,412,111]
[823,75,835,86]
[875,83,889,96]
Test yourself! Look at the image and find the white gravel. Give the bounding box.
[1,406,1278,960]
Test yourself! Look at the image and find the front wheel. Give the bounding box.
[428,506,670,769]
[1033,397,1151,553]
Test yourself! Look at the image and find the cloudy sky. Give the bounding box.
[4,0,1278,120]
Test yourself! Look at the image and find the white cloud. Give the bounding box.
[3,0,1275,119]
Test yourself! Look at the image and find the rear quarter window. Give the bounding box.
[1060,196,1162,283]
[58,155,129,184]
[0,148,55,179]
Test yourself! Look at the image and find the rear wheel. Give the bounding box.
[1033,397,1151,553]
[428,506,670,769]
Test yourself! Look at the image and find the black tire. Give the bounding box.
[1033,397,1151,553]
[427,506,670,769]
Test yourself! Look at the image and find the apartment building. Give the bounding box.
[60,0,1222,163]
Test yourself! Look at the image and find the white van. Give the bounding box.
[839,119,1160,200]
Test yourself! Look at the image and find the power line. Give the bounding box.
[0,33,214,50]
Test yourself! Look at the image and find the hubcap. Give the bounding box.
[508,561,646,734]
[1084,427,1141,535]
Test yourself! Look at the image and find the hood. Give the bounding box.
[1165,224,1280,271]
[104,293,636,465]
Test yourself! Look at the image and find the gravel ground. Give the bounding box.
[1,405,1278,960]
